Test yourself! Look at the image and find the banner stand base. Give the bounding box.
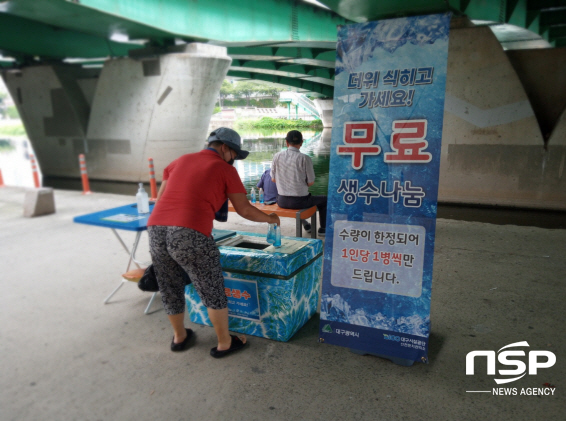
[349,348,415,367]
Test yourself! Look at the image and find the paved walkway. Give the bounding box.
[0,187,564,421]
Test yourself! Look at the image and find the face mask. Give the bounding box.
[223,147,235,166]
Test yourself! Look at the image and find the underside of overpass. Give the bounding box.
[0,0,565,210]
[1,1,566,95]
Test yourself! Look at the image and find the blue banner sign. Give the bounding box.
[224,277,260,321]
[319,13,451,364]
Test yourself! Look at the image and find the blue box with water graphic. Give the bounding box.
[185,231,323,342]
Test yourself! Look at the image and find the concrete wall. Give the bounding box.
[314,99,334,128]
[439,26,566,210]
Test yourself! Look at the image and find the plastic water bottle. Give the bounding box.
[251,187,256,203]
[273,224,281,247]
[266,223,275,244]
[259,188,264,204]
[136,183,150,214]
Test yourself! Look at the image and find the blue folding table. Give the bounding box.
[74,203,237,314]
[74,203,157,313]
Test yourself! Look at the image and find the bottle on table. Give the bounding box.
[273,224,281,247]
[136,183,150,214]
[251,187,256,203]
[267,223,275,244]
[259,188,264,204]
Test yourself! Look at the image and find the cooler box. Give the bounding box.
[185,231,323,342]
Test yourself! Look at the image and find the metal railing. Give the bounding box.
[279,92,320,119]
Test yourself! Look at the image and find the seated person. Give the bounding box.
[270,130,327,236]
[256,169,278,203]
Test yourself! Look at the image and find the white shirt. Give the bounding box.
[271,146,315,197]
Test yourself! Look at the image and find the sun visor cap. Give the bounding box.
[207,127,249,160]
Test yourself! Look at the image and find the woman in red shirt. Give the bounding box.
[148,128,280,357]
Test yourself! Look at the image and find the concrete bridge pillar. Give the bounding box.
[87,43,231,181]
[2,64,98,180]
[314,99,333,128]
[2,43,232,183]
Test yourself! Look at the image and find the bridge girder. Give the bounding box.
[0,11,136,62]
[1,0,566,95]
[317,0,566,47]
[0,0,345,95]
[226,71,334,98]
[227,46,336,91]
[0,0,347,45]
[230,61,334,85]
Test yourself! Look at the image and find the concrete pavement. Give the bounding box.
[0,186,564,421]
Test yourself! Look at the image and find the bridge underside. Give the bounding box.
[0,1,565,210]
[1,1,566,96]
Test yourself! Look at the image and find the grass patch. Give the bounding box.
[0,123,26,136]
[0,138,13,151]
[235,117,323,131]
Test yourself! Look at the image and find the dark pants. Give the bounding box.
[277,194,327,229]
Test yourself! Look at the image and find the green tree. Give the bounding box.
[233,81,259,106]
[257,85,283,107]
[0,91,7,119]
[6,105,19,119]
[218,79,233,108]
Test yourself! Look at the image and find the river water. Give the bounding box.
[234,128,330,196]
[0,135,41,188]
[1,129,564,229]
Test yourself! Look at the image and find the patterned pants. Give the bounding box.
[148,225,227,315]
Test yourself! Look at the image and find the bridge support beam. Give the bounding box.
[2,64,98,181]
[313,99,334,128]
[440,25,566,210]
[2,43,231,183]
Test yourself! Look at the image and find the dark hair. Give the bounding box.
[286,130,303,145]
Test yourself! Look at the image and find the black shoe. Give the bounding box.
[318,228,326,236]
[171,328,193,352]
[303,223,311,233]
[210,335,247,358]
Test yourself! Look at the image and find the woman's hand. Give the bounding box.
[229,193,280,225]
[268,213,281,226]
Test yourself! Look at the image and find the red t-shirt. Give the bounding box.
[147,149,247,237]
